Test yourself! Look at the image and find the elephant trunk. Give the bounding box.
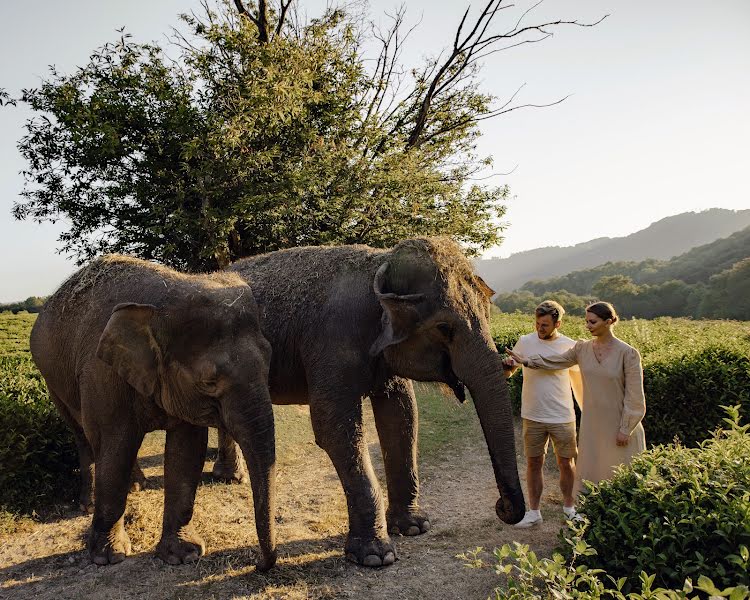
[452,338,526,524]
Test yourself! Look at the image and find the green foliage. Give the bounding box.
[461,540,749,599]
[10,1,519,271]
[511,226,750,320]
[643,346,750,446]
[0,353,78,513]
[461,408,750,599]
[571,406,750,593]
[491,313,750,446]
[0,296,47,314]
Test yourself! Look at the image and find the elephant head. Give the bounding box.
[369,238,525,524]
[95,288,272,427]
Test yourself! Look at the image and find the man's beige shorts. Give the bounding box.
[522,419,578,459]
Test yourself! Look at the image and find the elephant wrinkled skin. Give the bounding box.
[30,255,277,571]
[217,237,525,567]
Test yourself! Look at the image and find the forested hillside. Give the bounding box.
[494,225,750,320]
[476,209,750,293]
[521,225,750,295]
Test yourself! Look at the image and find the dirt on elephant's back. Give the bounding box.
[0,407,564,600]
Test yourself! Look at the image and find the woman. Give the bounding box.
[506,302,646,494]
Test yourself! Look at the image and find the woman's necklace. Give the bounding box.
[593,338,615,363]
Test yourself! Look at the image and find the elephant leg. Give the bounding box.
[75,432,96,514]
[156,422,208,565]
[370,377,430,536]
[129,461,148,492]
[47,390,96,513]
[223,396,277,572]
[310,393,396,568]
[211,427,248,484]
[88,424,143,565]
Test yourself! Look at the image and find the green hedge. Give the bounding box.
[571,406,750,592]
[0,350,78,513]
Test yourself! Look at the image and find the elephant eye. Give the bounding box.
[436,322,453,341]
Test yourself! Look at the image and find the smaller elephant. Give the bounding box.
[30,255,277,570]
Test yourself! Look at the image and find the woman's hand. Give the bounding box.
[616,431,630,447]
[505,348,528,367]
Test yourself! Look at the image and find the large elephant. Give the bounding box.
[30,255,277,571]
[217,237,525,567]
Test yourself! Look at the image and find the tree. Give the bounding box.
[11,0,602,271]
[592,275,641,317]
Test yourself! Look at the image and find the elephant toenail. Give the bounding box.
[406,525,421,536]
[184,551,199,563]
[383,552,396,566]
[363,554,383,567]
[388,525,401,535]
[346,552,358,563]
[422,520,431,531]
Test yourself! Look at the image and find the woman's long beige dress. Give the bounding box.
[526,338,646,494]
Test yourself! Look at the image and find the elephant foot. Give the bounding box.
[88,524,131,565]
[387,507,431,536]
[256,548,277,572]
[344,535,397,568]
[156,527,206,565]
[210,460,248,484]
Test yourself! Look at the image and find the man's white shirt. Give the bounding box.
[513,333,582,423]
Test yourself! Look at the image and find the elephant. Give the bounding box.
[30,255,277,571]
[215,237,525,567]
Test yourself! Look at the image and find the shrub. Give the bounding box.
[572,405,750,593]
[0,354,78,512]
[643,347,750,446]
[461,539,749,599]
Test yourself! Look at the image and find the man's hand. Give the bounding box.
[505,348,528,367]
[502,356,517,369]
[616,431,630,447]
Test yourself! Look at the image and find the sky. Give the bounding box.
[1,0,748,302]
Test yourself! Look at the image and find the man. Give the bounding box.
[503,300,583,527]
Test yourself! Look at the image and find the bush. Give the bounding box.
[643,347,750,446]
[461,406,750,599]
[462,539,749,599]
[573,405,750,593]
[0,354,78,513]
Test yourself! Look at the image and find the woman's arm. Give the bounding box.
[619,346,647,436]
[506,342,579,370]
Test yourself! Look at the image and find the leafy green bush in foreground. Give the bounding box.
[461,407,750,599]
[574,404,750,592]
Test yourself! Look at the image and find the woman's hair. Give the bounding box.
[586,301,619,324]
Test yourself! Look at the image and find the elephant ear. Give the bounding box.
[474,275,495,300]
[369,263,425,357]
[96,303,161,397]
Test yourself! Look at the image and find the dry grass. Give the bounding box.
[0,394,568,600]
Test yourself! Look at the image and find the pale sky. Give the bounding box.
[1,0,748,302]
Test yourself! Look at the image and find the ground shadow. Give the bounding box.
[1,534,351,600]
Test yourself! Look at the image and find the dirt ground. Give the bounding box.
[0,404,569,600]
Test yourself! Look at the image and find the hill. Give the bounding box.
[475,208,750,293]
[521,225,750,296]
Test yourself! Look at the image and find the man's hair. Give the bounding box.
[535,300,565,322]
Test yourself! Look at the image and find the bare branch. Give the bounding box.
[275,0,294,37]
[403,0,607,149]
